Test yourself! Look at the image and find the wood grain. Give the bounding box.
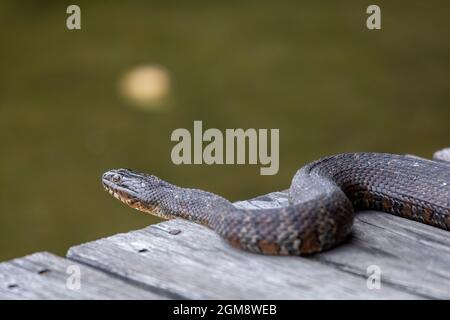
[3,190,449,299]
[67,191,450,299]
[0,252,165,299]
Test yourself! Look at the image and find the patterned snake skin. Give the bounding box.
[102,151,450,255]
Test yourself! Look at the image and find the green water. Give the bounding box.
[0,1,449,261]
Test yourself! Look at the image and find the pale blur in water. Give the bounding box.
[0,0,449,261]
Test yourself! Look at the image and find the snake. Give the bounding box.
[102,149,450,255]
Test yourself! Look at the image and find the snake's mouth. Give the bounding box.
[102,178,140,207]
[102,178,170,218]
[102,170,165,216]
[102,169,180,220]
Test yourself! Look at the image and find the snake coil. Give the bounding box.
[102,151,450,255]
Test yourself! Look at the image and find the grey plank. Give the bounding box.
[240,191,450,299]
[315,212,450,299]
[67,198,423,299]
[69,220,419,299]
[434,148,450,162]
[0,252,166,299]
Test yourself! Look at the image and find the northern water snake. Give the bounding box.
[102,150,450,255]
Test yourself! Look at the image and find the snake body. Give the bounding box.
[102,151,450,255]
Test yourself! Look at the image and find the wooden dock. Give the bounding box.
[1,190,450,299]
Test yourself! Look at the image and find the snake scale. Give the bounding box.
[102,150,450,255]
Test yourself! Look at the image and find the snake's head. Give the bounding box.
[102,169,171,213]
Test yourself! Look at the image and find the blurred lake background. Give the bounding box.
[0,0,449,261]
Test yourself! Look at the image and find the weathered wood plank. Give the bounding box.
[68,219,420,299]
[241,192,450,299]
[0,252,166,299]
[434,148,450,162]
[315,213,450,298]
[67,190,439,299]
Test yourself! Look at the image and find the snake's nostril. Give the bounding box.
[102,172,113,181]
[112,174,121,183]
[102,171,119,182]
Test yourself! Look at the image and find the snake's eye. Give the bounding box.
[112,174,122,183]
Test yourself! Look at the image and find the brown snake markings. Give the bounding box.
[102,152,450,255]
